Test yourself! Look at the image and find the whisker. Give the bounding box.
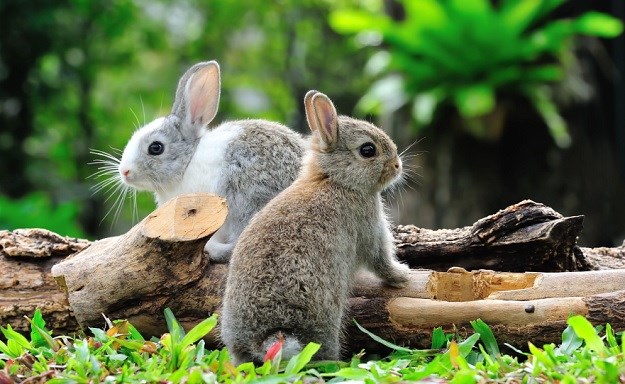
[141,96,147,128]
[399,137,426,157]
[132,189,139,224]
[129,106,141,131]
[89,149,121,164]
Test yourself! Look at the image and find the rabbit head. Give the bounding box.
[303,90,402,193]
[118,61,221,194]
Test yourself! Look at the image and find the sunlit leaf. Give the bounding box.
[605,323,618,349]
[284,342,320,374]
[357,75,408,116]
[431,327,447,349]
[574,12,624,38]
[454,85,495,118]
[2,325,32,351]
[500,0,543,34]
[325,367,373,380]
[557,324,583,355]
[449,340,460,369]
[164,308,185,341]
[412,91,439,127]
[328,10,387,35]
[179,315,217,349]
[28,310,51,349]
[567,315,605,353]
[528,342,553,368]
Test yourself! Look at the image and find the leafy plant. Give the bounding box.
[330,0,623,146]
[1,311,624,382]
[0,192,86,238]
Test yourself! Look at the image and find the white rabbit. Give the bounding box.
[98,61,306,262]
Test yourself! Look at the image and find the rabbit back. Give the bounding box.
[216,119,306,244]
[221,178,376,364]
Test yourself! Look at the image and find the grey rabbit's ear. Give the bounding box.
[171,61,221,135]
[307,92,338,150]
[304,90,319,133]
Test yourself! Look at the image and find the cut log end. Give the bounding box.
[141,193,228,241]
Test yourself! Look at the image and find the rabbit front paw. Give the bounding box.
[383,262,411,288]
[204,239,234,263]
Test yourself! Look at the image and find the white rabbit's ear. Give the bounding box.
[172,61,221,134]
[310,92,338,150]
[304,90,319,133]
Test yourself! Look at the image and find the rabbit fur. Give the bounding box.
[221,90,410,365]
[117,61,306,262]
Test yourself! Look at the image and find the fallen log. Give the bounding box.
[0,229,87,334]
[394,200,589,272]
[2,197,625,356]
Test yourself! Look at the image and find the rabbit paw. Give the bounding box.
[204,240,234,263]
[383,262,411,288]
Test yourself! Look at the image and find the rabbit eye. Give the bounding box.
[359,143,376,158]
[148,141,164,155]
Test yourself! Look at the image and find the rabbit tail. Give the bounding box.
[260,331,303,363]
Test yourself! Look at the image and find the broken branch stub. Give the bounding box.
[394,200,587,272]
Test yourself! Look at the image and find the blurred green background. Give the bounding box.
[1,0,624,247]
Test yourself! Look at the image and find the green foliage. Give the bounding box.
[330,0,623,146]
[1,1,372,237]
[1,311,624,382]
[0,192,86,238]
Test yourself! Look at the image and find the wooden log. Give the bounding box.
[346,268,625,352]
[394,200,589,272]
[2,198,625,356]
[0,229,88,334]
[346,289,625,354]
[49,206,625,354]
[50,193,228,336]
[580,244,625,270]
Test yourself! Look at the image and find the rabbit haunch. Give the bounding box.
[221,91,410,365]
[111,61,306,262]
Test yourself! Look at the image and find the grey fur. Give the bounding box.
[118,61,306,262]
[221,91,410,365]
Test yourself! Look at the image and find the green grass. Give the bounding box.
[1,310,623,383]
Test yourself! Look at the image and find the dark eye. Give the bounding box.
[359,143,376,158]
[148,141,164,155]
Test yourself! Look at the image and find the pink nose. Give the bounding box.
[121,169,130,177]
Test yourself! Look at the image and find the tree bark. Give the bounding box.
[394,200,591,272]
[0,228,88,334]
[2,197,625,355]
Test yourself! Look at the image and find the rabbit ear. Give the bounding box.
[310,92,338,150]
[304,90,319,133]
[172,61,221,134]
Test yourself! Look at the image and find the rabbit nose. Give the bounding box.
[121,169,130,177]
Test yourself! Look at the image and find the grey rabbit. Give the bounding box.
[221,90,410,364]
[113,61,306,262]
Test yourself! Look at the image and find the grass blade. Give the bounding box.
[180,315,218,348]
[470,318,500,356]
[557,324,583,355]
[431,327,447,349]
[284,342,320,374]
[353,319,413,353]
[567,315,605,353]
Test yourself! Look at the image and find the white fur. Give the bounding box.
[119,118,166,191]
[154,122,244,205]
